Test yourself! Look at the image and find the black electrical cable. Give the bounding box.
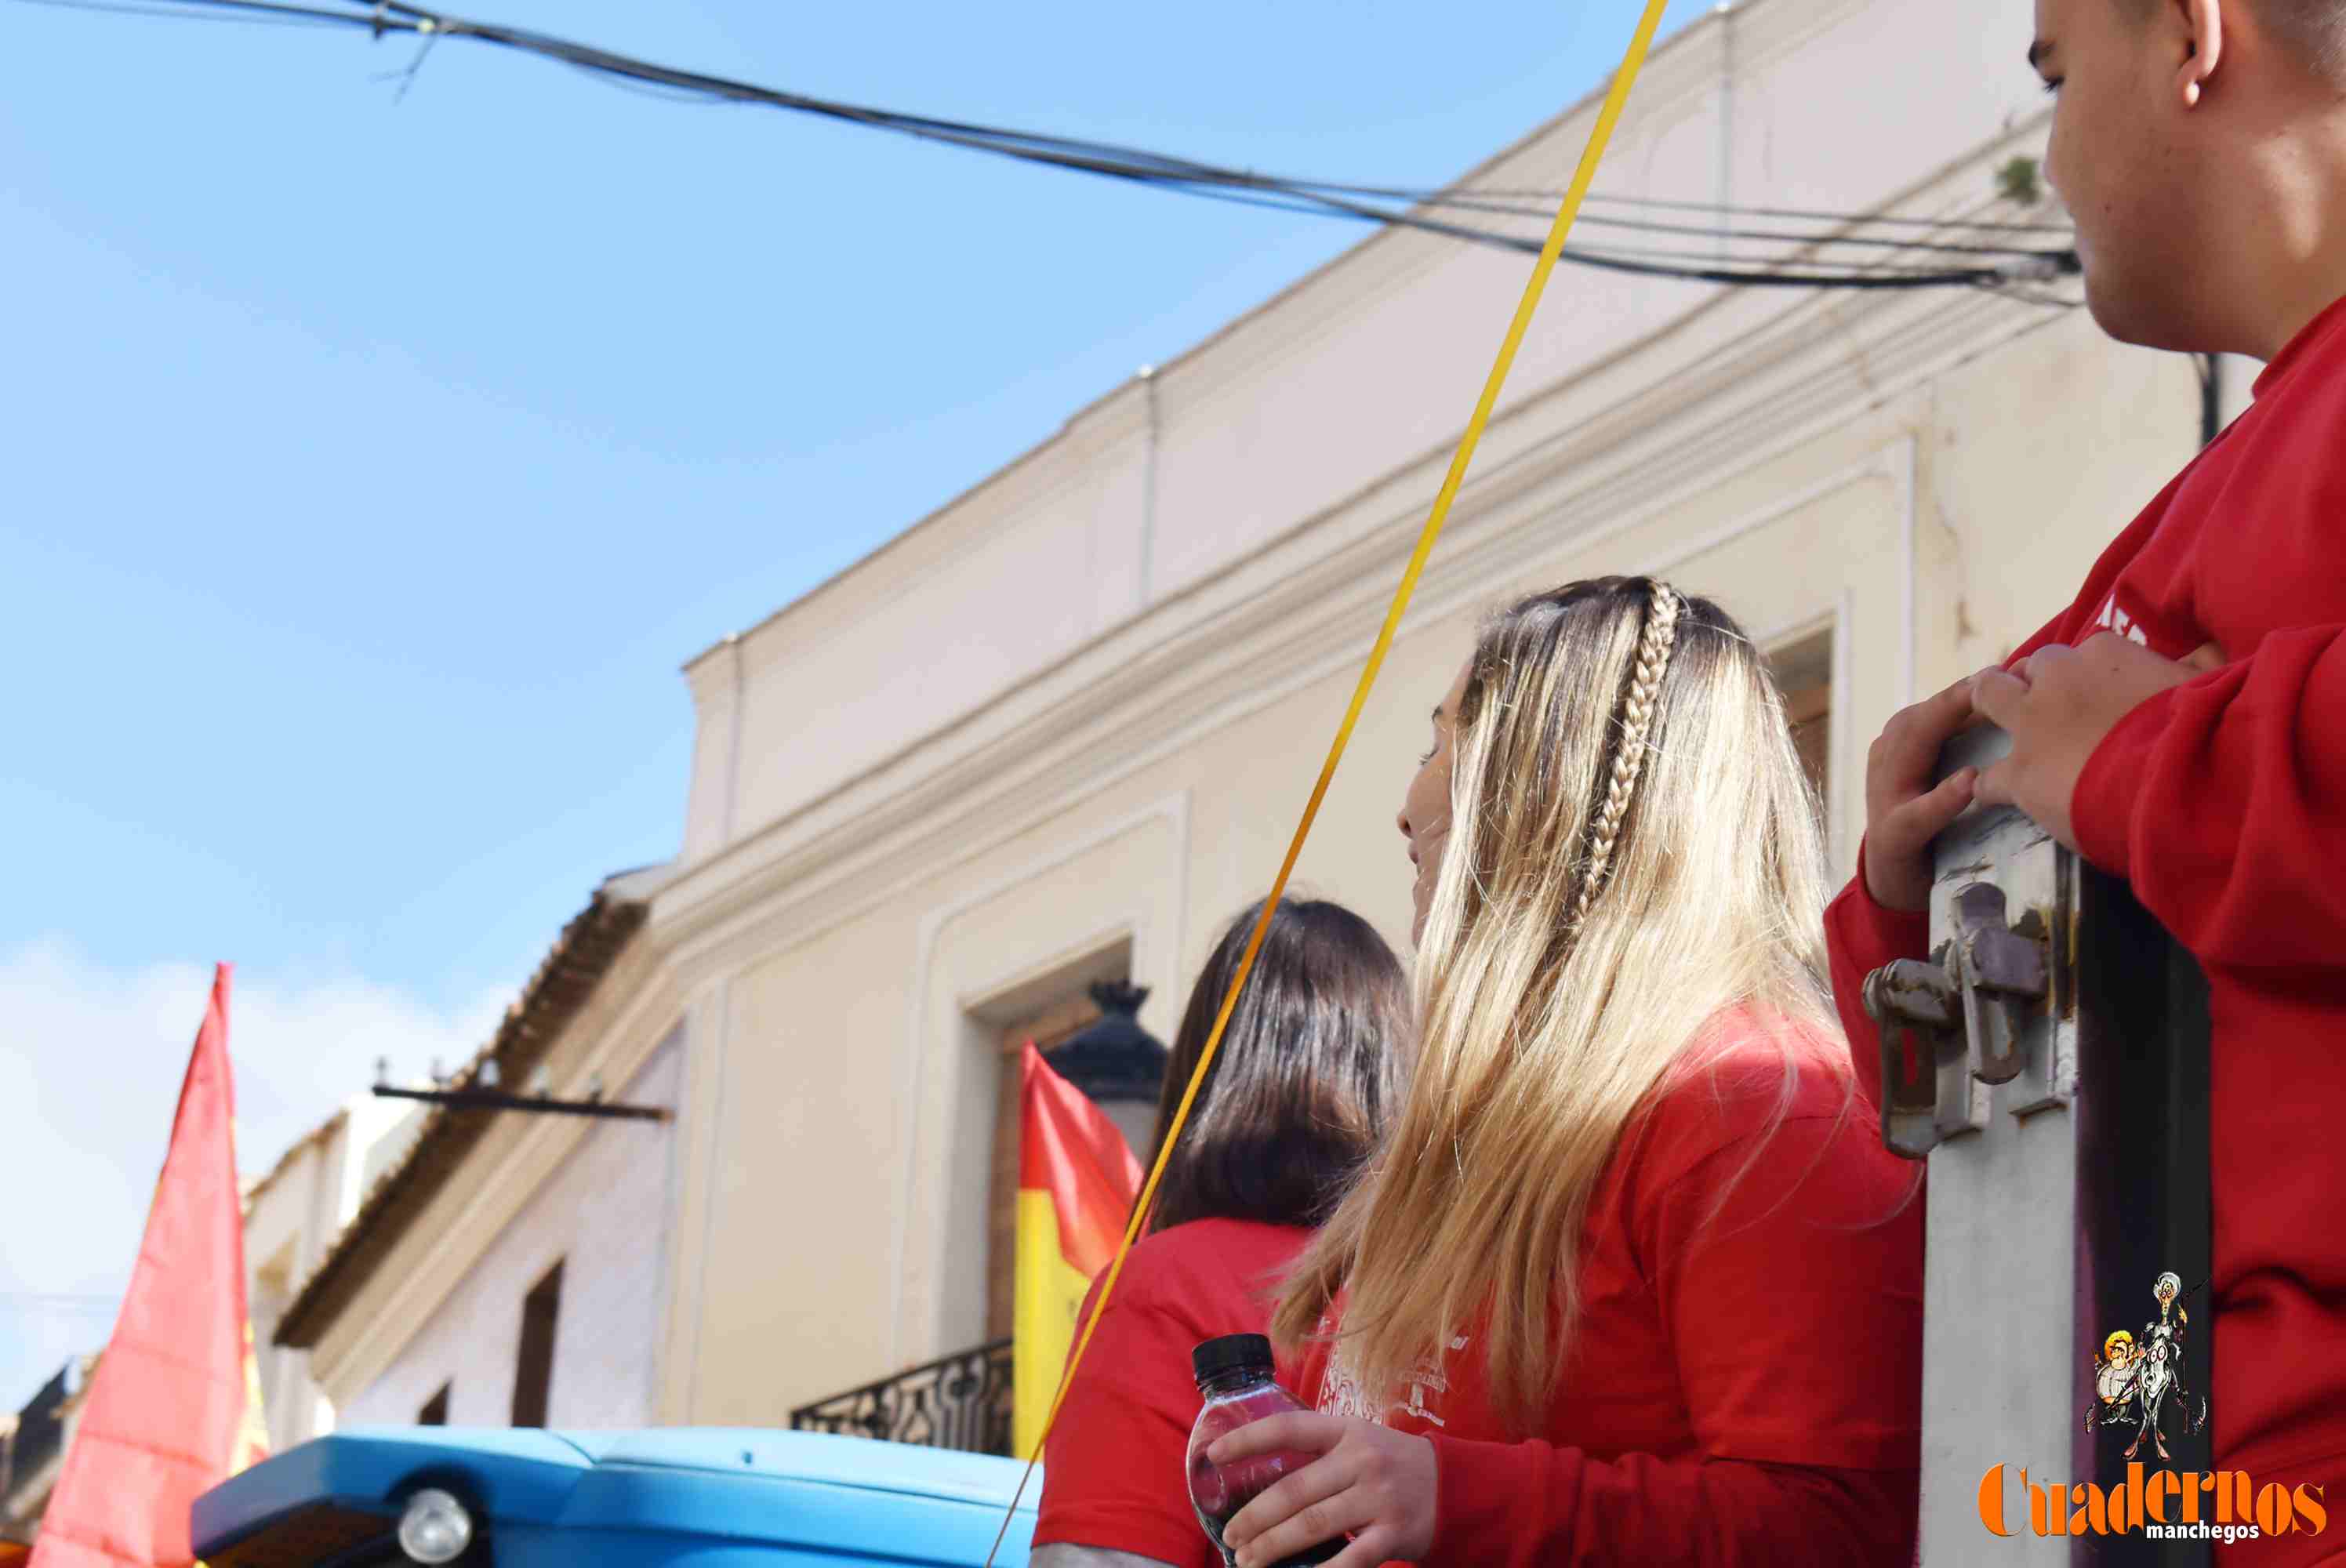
[1309,179,2079,235]
[13,0,2081,290]
[1068,156,2061,288]
[7,0,351,24]
[375,0,2088,285]
[1294,187,2068,258]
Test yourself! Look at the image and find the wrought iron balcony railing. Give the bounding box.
[789,1337,1014,1457]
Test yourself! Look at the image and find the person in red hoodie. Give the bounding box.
[1030,896,1412,1568]
[1208,579,1923,1568]
[1828,0,2346,1552]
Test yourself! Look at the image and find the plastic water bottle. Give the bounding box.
[1186,1334,1344,1567]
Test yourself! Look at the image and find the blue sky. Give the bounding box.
[0,0,1709,1410]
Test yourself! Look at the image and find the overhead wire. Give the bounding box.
[1372,197,2068,257]
[1306,178,2079,234]
[5,0,350,24]
[9,0,2079,291]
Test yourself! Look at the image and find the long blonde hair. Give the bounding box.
[1273,577,1840,1434]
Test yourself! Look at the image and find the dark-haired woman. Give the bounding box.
[1030,897,1412,1568]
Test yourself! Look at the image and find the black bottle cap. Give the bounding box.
[1193,1333,1275,1385]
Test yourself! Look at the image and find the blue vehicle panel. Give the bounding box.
[192,1428,1040,1566]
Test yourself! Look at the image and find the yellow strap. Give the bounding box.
[985,3,1674,1556]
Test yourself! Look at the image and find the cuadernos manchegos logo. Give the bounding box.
[1977,1272,2324,1545]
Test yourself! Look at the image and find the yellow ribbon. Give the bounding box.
[985,2,1676,1556]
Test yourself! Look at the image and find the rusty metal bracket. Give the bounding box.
[1865,958,1963,1160]
[1861,880,2052,1160]
[1948,882,2047,1085]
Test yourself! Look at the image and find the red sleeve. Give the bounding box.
[2071,626,2346,972]
[1420,1113,1923,1568]
[1823,869,1930,1112]
[1033,1272,1216,1568]
[1423,1445,1915,1568]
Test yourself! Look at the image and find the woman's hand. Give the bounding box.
[1208,1412,1437,1568]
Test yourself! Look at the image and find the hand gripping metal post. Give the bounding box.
[1860,724,2213,1565]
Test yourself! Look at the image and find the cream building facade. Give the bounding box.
[277,0,2253,1438]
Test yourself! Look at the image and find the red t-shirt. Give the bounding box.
[1825,291,2346,1565]
[1296,1013,1923,1568]
[1033,1217,1313,1567]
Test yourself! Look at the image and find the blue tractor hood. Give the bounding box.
[194,1428,1041,1567]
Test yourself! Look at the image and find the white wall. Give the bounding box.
[340,1034,683,1431]
[245,1095,424,1450]
[677,0,2054,863]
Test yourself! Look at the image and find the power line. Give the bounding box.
[1340,194,2067,257]
[12,0,2079,291]
[1142,169,2064,264]
[9,0,355,24]
[1073,164,2047,289]
[1315,180,2079,236]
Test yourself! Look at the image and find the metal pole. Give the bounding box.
[1865,727,2213,1562]
[371,1085,670,1122]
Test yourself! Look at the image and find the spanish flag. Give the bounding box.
[33,964,267,1568]
[1012,1042,1142,1460]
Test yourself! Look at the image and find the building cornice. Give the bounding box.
[674,0,1903,680]
[651,180,2065,990]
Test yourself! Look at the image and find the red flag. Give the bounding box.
[1011,1042,1142,1457]
[33,964,259,1568]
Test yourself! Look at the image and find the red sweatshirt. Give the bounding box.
[1825,292,2346,1563]
[1034,1217,1313,1567]
[1297,1013,1923,1567]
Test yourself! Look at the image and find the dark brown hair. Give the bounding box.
[1143,897,1412,1233]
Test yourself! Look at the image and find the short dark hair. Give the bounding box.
[2121,0,2346,78]
[1144,897,1412,1232]
[2262,0,2346,75]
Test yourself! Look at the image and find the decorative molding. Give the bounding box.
[676,0,2023,681]
[674,976,732,1424]
[884,792,1189,1367]
[648,269,2065,996]
[656,132,2057,948]
[1894,433,1921,707]
[1830,583,1860,874]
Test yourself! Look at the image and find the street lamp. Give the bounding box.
[1044,979,1170,1157]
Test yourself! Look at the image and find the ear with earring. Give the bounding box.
[2178,0,2221,107]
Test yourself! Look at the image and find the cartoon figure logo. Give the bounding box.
[2085,1270,2209,1462]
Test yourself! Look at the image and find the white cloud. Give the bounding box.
[0,939,510,1411]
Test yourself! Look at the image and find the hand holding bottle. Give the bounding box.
[1206,1410,1437,1568]
[1185,1335,1345,1568]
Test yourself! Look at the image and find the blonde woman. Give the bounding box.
[1209,578,1923,1567]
